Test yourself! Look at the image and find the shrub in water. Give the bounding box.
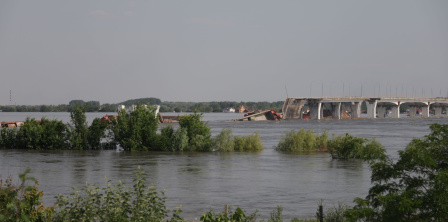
[4,117,69,150]
[327,134,386,161]
[0,127,18,149]
[214,128,235,152]
[40,117,69,150]
[15,118,45,150]
[170,128,189,152]
[234,132,264,152]
[158,125,174,151]
[214,128,264,152]
[360,138,387,161]
[315,130,329,151]
[275,129,329,152]
[179,113,213,151]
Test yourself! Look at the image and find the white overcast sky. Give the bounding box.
[1,1,447,105]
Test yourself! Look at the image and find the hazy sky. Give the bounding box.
[1,1,447,105]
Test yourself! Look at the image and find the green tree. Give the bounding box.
[159,105,172,112]
[16,117,69,150]
[0,127,18,148]
[160,126,188,152]
[178,113,213,151]
[110,104,159,151]
[39,105,52,112]
[120,97,161,106]
[16,118,44,150]
[87,118,108,149]
[40,117,69,149]
[69,105,88,149]
[68,100,85,107]
[55,104,68,112]
[99,103,117,112]
[327,134,386,161]
[345,124,448,221]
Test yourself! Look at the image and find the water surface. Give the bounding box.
[1,112,447,219]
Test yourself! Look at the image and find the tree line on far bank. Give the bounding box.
[0,98,285,113]
[2,97,439,114]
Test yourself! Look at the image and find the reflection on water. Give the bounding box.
[1,112,447,219]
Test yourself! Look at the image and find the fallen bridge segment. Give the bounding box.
[233,109,282,121]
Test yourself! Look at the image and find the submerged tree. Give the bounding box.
[327,134,386,161]
[87,118,108,149]
[110,104,159,151]
[69,105,88,149]
[178,113,213,151]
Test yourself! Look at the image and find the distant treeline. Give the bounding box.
[0,97,421,113]
[161,101,285,113]
[0,97,285,113]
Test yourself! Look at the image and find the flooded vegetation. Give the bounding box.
[1,110,448,220]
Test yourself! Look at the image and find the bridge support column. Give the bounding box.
[390,104,400,118]
[434,107,443,116]
[377,106,387,118]
[320,104,324,119]
[283,99,306,120]
[409,106,418,118]
[366,99,378,119]
[331,102,341,120]
[308,100,322,120]
[350,102,361,118]
[422,105,430,117]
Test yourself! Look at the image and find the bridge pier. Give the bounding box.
[309,99,322,120]
[422,105,430,118]
[409,106,418,118]
[391,104,400,118]
[377,105,387,118]
[434,107,443,116]
[331,102,341,119]
[320,105,324,119]
[350,102,361,118]
[366,99,378,119]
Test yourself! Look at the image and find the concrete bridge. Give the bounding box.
[282,97,448,120]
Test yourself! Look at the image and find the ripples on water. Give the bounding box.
[1,112,447,219]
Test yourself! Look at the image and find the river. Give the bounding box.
[0,112,447,220]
